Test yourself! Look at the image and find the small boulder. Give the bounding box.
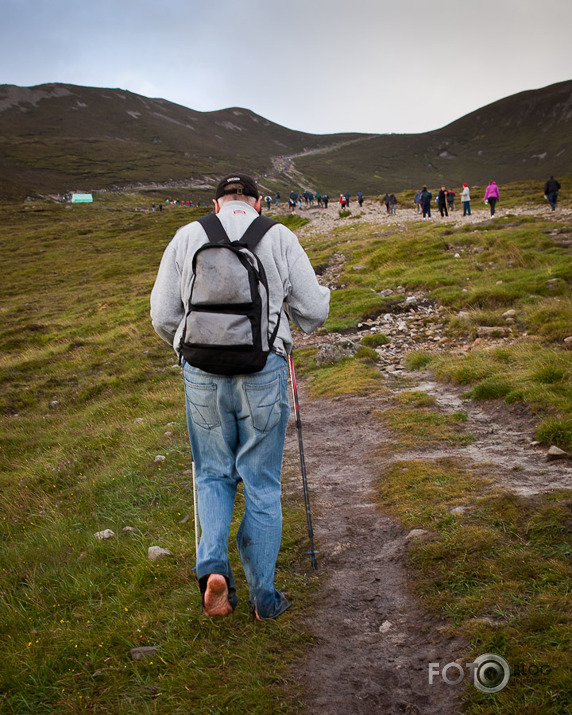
[406,529,429,540]
[130,646,159,661]
[379,620,393,633]
[315,338,359,366]
[477,326,510,338]
[547,445,569,461]
[94,529,115,541]
[148,546,172,562]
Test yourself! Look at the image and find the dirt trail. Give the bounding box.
[284,387,465,714]
[283,205,571,713]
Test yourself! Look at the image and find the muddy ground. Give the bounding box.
[282,206,571,714]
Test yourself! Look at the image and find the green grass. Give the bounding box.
[376,459,572,714]
[300,209,571,336]
[376,391,475,452]
[292,348,386,398]
[2,188,572,712]
[0,198,315,713]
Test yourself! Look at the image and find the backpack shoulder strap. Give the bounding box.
[238,215,279,251]
[196,213,230,244]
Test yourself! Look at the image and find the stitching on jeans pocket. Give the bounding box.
[185,382,220,429]
[244,376,281,433]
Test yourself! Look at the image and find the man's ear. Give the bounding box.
[254,196,262,213]
[213,198,220,214]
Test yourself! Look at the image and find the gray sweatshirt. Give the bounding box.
[150,201,330,356]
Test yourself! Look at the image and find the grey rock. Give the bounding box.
[406,529,429,539]
[315,338,359,366]
[130,646,159,661]
[94,529,115,541]
[148,546,172,561]
[477,326,510,337]
[547,445,569,461]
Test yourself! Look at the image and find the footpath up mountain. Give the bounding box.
[0,80,571,199]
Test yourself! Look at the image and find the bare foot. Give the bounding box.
[203,574,233,618]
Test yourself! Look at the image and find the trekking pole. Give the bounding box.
[288,353,318,570]
[192,461,200,560]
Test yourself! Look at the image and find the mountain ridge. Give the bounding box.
[0,80,571,199]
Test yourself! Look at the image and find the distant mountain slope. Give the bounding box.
[294,80,572,192]
[0,80,571,199]
[0,83,368,198]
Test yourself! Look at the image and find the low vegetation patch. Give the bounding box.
[376,459,572,714]
[292,348,385,399]
[376,391,475,452]
[0,198,314,713]
[406,345,572,450]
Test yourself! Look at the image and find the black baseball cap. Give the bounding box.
[215,173,259,200]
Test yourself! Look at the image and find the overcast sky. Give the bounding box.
[2,0,571,135]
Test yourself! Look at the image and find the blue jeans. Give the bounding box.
[463,201,471,216]
[183,352,291,619]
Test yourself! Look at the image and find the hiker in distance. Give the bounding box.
[544,175,561,211]
[461,183,471,215]
[437,186,448,217]
[484,180,500,216]
[150,173,330,620]
[420,185,432,219]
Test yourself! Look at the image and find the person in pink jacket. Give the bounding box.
[484,180,500,216]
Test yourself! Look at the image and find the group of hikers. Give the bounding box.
[413,175,562,219]
[264,190,332,212]
[413,184,471,218]
[261,176,564,220]
[264,190,368,213]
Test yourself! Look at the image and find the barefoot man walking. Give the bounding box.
[151,173,329,619]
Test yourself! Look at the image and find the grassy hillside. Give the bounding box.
[295,81,572,193]
[1,186,571,712]
[1,81,571,199]
[0,84,368,199]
